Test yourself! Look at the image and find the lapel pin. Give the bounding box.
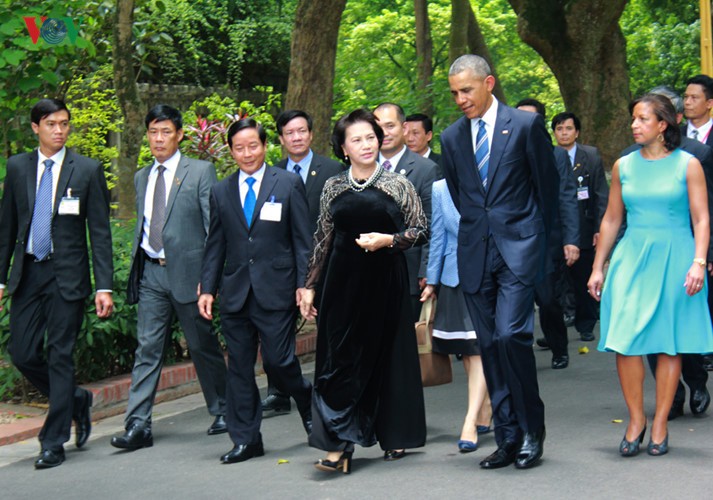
[310,170,316,176]
[175,177,181,186]
[399,169,406,174]
[502,130,509,134]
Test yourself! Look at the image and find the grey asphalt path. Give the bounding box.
[1,326,712,499]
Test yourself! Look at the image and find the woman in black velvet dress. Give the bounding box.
[299,109,428,474]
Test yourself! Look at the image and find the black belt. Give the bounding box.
[144,251,166,266]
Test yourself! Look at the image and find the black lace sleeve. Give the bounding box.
[305,174,350,289]
[376,171,429,250]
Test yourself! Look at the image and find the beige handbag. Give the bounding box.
[415,297,453,387]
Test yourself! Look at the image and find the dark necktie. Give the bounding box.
[31,159,54,260]
[294,164,302,177]
[149,165,166,252]
[244,177,257,227]
[693,129,700,142]
[475,120,489,189]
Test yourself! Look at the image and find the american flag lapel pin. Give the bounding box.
[502,130,509,135]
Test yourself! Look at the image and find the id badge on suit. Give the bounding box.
[260,200,282,222]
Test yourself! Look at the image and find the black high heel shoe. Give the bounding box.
[619,426,646,457]
[315,450,353,474]
[647,433,669,456]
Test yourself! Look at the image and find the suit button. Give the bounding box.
[249,259,254,264]
[248,237,253,242]
[481,236,487,241]
[485,207,491,212]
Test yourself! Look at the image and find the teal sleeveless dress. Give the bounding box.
[599,148,713,355]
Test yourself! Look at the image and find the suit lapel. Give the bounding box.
[486,105,513,195]
[54,149,75,215]
[455,117,483,196]
[573,146,586,172]
[25,150,39,211]
[304,156,319,198]
[252,167,278,228]
[227,173,250,231]
[165,156,189,225]
[397,149,415,177]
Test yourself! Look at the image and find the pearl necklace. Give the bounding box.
[348,165,382,192]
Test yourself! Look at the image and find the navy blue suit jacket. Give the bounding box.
[440,104,559,293]
[200,166,312,313]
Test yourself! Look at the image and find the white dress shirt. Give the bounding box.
[141,150,180,259]
[27,147,66,255]
[239,163,267,207]
[470,97,499,155]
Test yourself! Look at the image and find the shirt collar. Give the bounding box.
[379,145,407,169]
[152,149,181,174]
[287,149,313,171]
[38,146,66,168]
[239,163,267,184]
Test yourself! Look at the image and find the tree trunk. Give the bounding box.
[448,0,469,65]
[112,0,144,219]
[507,0,630,169]
[466,4,507,103]
[414,0,434,117]
[285,0,347,156]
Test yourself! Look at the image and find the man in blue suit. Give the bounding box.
[198,118,313,464]
[441,55,558,469]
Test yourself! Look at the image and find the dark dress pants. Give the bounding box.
[647,354,708,406]
[8,257,85,452]
[568,247,599,333]
[535,257,568,357]
[463,238,545,445]
[221,290,312,445]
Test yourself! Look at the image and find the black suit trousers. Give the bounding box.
[8,256,85,451]
[221,290,312,445]
[535,258,569,357]
[568,247,599,333]
[462,238,545,445]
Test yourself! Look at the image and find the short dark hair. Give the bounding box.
[551,112,581,132]
[405,113,433,134]
[373,102,406,123]
[31,98,70,124]
[629,93,681,151]
[331,109,384,165]
[276,109,313,135]
[145,104,183,130]
[515,98,546,118]
[226,118,267,148]
[686,74,713,100]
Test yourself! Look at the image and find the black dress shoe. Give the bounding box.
[580,332,595,342]
[668,400,684,421]
[691,387,711,415]
[220,441,265,464]
[383,449,406,461]
[207,415,228,435]
[551,355,569,369]
[261,394,291,417]
[515,428,545,469]
[74,389,93,448]
[479,441,519,469]
[535,338,550,349]
[110,424,153,450]
[35,449,65,469]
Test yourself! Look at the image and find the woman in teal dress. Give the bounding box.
[588,93,713,457]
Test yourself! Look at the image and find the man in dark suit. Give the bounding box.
[405,112,442,167]
[552,112,609,342]
[110,105,228,451]
[441,55,558,469]
[260,110,344,418]
[374,103,439,323]
[621,86,712,420]
[198,118,313,464]
[516,100,580,370]
[0,99,113,469]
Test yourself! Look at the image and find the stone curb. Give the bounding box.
[0,330,317,446]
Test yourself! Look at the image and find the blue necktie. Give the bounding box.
[244,177,256,227]
[31,159,54,260]
[475,120,489,189]
[294,164,302,177]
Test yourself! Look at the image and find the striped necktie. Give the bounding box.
[475,119,489,189]
[31,159,54,260]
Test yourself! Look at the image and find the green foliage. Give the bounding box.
[65,64,122,191]
[182,91,282,178]
[621,0,700,96]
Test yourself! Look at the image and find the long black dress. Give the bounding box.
[306,168,428,452]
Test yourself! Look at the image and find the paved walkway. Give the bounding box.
[1,326,712,499]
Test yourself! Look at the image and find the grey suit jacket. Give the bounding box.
[0,148,113,301]
[274,152,345,236]
[394,148,439,295]
[127,155,217,305]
